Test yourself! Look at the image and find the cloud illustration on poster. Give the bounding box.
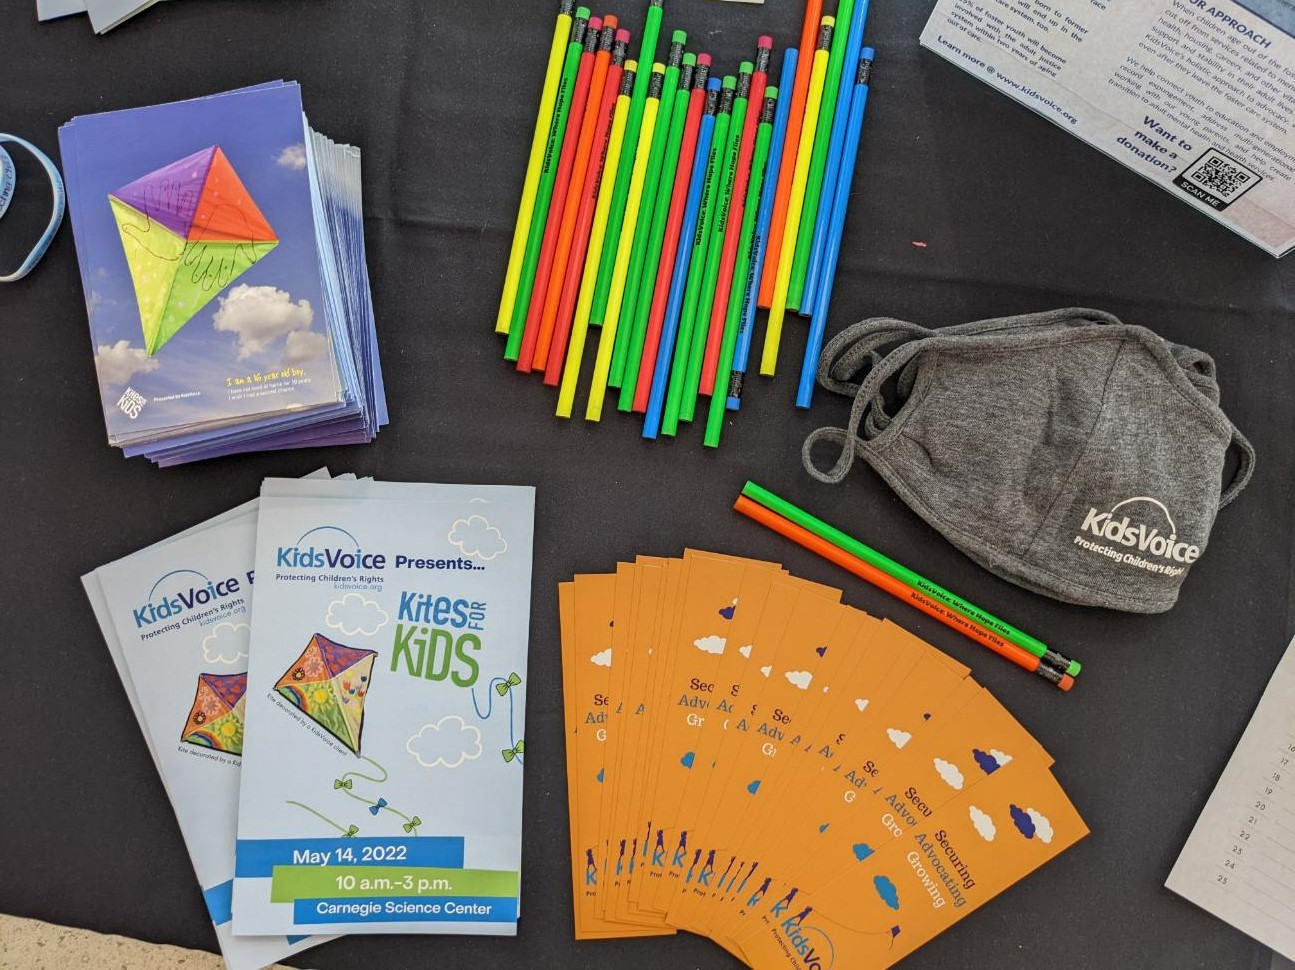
[933,757,964,790]
[201,621,249,664]
[886,728,911,749]
[738,644,752,658]
[1026,807,1054,843]
[325,593,389,636]
[972,747,1012,774]
[854,698,869,712]
[212,284,315,359]
[1010,804,1042,840]
[694,635,726,655]
[785,670,813,690]
[590,648,612,667]
[275,144,307,170]
[969,805,996,841]
[873,875,900,911]
[406,716,482,768]
[448,515,507,560]
[95,340,160,385]
[283,328,330,365]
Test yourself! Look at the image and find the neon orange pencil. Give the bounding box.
[700,37,772,394]
[544,26,631,385]
[758,0,821,308]
[516,16,602,372]
[531,16,617,372]
[733,495,1075,690]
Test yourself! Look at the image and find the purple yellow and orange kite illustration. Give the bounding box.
[275,633,376,754]
[109,145,279,356]
[181,672,247,756]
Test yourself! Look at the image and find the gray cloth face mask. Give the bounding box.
[803,308,1255,614]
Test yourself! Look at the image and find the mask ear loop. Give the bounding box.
[1218,426,1255,509]
[803,338,928,484]
[0,134,66,283]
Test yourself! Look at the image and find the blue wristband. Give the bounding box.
[0,134,66,283]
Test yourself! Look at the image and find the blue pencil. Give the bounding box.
[644,77,722,439]
[726,48,798,411]
[797,48,874,410]
[801,0,871,315]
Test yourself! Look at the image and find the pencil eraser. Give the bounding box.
[696,53,712,67]
[652,61,666,74]
[707,77,722,91]
[603,13,617,29]
[588,16,602,31]
[683,51,697,66]
[739,60,754,75]
[722,75,736,88]
[1059,674,1075,692]
[575,6,591,19]
[672,29,687,44]
[862,46,876,58]
[758,34,774,49]
[615,28,631,43]
[822,15,836,26]
[625,59,638,72]
[766,85,778,99]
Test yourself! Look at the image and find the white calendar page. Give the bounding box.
[1167,636,1295,961]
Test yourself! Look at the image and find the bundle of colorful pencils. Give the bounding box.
[496,0,877,449]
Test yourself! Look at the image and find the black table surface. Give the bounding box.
[3,2,1293,968]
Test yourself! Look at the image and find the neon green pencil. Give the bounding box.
[587,0,665,330]
[679,65,749,423]
[504,8,591,361]
[617,49,696,411]
[787,0,855,310]
[608,31,686,389]
[660,75,734,435]
[704,87,777,449]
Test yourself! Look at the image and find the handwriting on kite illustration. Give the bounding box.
[274,632,376,754]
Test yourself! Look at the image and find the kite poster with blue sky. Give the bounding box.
[59,82,387,465]
[233,479,536,937]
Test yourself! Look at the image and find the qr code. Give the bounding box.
[1174,149,1262,211]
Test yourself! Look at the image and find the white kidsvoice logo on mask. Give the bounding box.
[1073,497,1200,578]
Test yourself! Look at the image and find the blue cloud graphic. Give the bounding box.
[1010,804,1035,838]
[972,748,1001,774]
[873,875,900,911]
[853,843,874,862]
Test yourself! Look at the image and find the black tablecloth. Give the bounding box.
[3,2,1293,968]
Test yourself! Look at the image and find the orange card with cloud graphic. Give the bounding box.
[735,762,1088,970]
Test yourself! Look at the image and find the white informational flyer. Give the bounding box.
[232,479,535,936]
[82,477,336,970]
[920,0,1295,255]
[1167,636,1295,961]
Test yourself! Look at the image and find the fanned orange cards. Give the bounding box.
[559,552,1087,963]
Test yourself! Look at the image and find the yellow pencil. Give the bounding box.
[557,60,638,418]
[497,0,577,334]
[760,16,833,375]
[585,63,665,421]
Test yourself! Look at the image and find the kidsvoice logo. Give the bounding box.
[275,526,388,571]
[134,568,244,627]
[1077,497,1200,564]
[778,916,834,970]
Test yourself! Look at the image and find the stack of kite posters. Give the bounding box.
[559,551,1089,969]
[233,478,536,936]
[59,82,387,466]
[80,470,342,970]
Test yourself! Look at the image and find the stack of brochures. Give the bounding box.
[60,82,387,466]
[83,476,535,967]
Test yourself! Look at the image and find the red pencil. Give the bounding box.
[630,53,711,411]
[699,37,771,395]
[541,24,629,382]
[759,1,820,308]
[516,15,602,373]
